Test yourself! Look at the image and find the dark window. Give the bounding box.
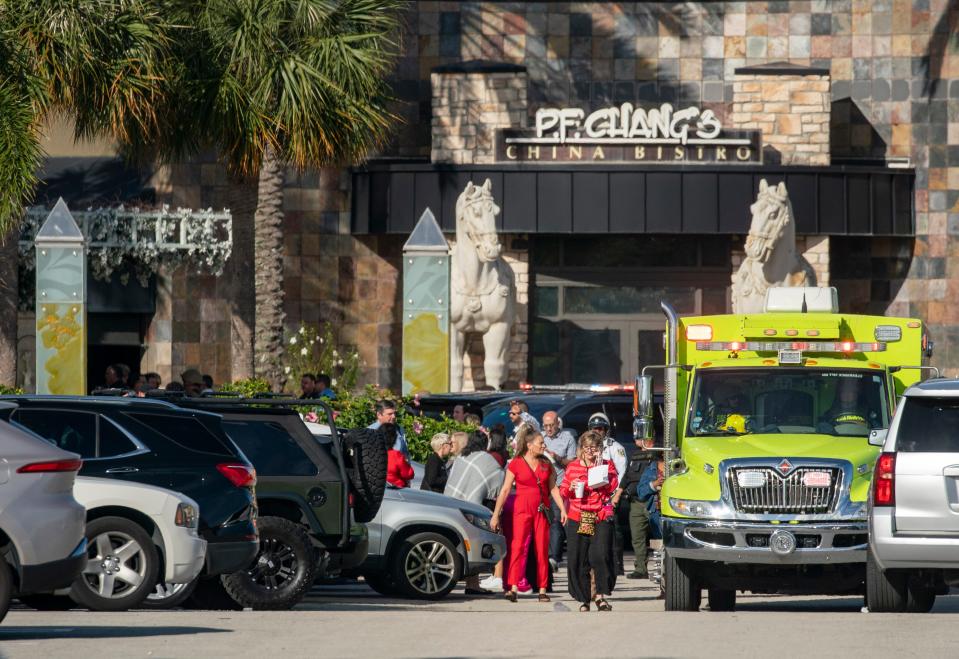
[222,420,318,477]
[98,416,139,457]
[896,399,959,452]
[122,413,234,457]
[14,410,97,458]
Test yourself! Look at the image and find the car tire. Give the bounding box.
[390,532,461,600]
[17,594,76,611]
[0,560,11,623]
[865,550,906,612]
[707,588,736,611]
[343,428,387,524]
[184,576,242,610]
[221,516,316,610]
[69,516,159,611]
[905,580,936,613]
[362,572,403,597]
[664,551,701,612]
[139,577,200,609]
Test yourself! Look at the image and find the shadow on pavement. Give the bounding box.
[734,594,959,613]
[0,626,229,640]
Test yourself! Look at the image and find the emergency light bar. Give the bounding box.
[695,341,887,353]
[519,382,635,393]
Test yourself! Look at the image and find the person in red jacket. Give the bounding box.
[559,430,619,612]
[379,423,414,488]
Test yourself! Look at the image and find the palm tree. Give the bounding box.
[0,0,173,386]
[155,0,406,388]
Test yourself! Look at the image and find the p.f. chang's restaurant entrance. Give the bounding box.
[529,235,731,385]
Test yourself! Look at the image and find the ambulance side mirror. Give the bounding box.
[633,375,655,441]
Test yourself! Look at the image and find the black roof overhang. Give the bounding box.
[351,162,914,237]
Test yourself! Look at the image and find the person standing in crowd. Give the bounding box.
[452,404,466,422]
[381,424,414,488]
[560,430,619,612]
[143,372,162,390]
[508,400,540,436]
[368,399,409,459]
[587,412,627,574]
[486,428,508,468]
[165,381,184,392]
[421,433,453,493]
[315,374,336,399]
[541,411,578,572]
[445,431,503,595]
[464,412,482,427]
[181,369,204,397]
[102,364,123,390]
[637,455,666,595]
[620,435,657,579]
[450,430,469,458]
[300,373,320,399]
[490,424,566,603]
[116,363,131,388]
[202,374,214,394]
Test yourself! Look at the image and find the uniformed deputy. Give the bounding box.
[587,412,627,576]
[618,436,656,579]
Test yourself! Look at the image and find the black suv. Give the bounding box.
[1,396,259,603]
[161,394,386,610]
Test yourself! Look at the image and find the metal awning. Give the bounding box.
[351,163,914,236]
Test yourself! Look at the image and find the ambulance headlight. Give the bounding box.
[669,498,721,518]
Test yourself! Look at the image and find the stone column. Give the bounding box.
[431,62,528,165]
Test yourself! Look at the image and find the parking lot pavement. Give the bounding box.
[3,574,959,659]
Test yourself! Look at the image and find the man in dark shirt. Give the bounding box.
[621,436,656,579]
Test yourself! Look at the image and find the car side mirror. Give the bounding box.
[633,375,655,441]
[868,428,888,447]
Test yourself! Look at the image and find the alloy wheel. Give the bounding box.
[247,537,298,591]
[149,582,189,601]
[403,540,456,595]
[82,531,148,598]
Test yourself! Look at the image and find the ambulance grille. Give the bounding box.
[726,466,844,514]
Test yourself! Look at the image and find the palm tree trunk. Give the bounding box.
[0,227,19,388]
[226,178,257,382]
[253,147,285,389]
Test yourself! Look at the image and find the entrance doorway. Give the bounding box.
[529,236,731,384]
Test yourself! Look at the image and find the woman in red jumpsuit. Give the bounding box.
[490,424,567,602]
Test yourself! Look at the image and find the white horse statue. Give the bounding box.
[731,179,815,314]
[450,179,515,391]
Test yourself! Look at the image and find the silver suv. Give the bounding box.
[867,379,959,612]
[0,407,87,622]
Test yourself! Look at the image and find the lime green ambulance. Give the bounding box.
[632,287,929,611]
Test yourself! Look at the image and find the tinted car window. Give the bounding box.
[896,398,959,452]
[98,416,139,457]
[222,420,318,477]
[122,412,235,457]
[14,409,97,458]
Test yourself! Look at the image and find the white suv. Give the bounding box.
[867,379,959,612]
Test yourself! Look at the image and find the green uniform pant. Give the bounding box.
[629,502,650,574]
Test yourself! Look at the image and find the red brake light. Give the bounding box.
[873,452,896,506]
[217,463,256,488]
[17,458,83,473]
[686,325,713,341]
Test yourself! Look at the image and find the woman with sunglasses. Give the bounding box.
[559,431,620,612]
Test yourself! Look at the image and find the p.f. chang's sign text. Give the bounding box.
[495,103,762,164]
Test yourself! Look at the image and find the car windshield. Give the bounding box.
[686,368,890,437]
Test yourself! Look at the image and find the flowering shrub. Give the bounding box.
[0,384,23,395]
[280,323,359,394]
[219,378,272,397]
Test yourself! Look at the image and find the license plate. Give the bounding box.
[803,471,831,487]
[778,349,802,364]
[737,470,767,487]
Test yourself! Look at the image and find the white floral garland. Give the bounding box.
[18,205,232,305]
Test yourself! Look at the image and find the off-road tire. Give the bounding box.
[185,576,242,610]
[707,588,736,611]
[344,428,387,523]
[905,578,936,613]
[664,551,701,611]
[221,516,315,610]
[69,516,159,611]
[390,532,461,600]
[0,560,11,623]
[140,577,200,609]
[17,594,75,610]
[865,550,906,612]
[363,572,404,597]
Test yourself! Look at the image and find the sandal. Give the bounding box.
[579,602,591,612]
[504,590,517,603]
[595,598,612,612]
[538,592,550,603]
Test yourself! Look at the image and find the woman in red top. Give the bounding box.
[490,424,567,602]
[386,448,414,488]
[559,430,619,611]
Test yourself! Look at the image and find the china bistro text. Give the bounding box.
[495,103,761,164]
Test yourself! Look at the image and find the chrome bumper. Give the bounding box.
[663,517,868,565]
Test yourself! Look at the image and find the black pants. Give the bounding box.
[549,499,565,562]
[565,519,614,604]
